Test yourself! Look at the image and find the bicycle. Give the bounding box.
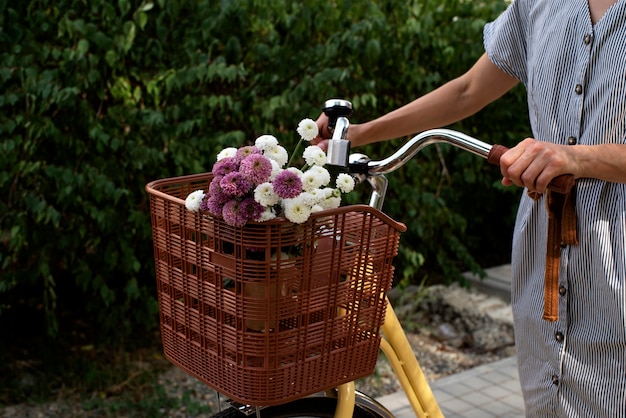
[146,99,573,418]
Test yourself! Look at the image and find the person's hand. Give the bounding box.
[311,113,331,152]
[499,138,576,194]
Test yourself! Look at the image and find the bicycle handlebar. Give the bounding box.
[322,99,575,210]
[345,128,575,209]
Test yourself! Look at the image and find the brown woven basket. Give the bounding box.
[146,172,406,406]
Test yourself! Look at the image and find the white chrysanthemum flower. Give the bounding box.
[286,167,303,177]
[264,145,289,167]
[269,159,282,181]
[302,189,326,206]
[308,165,331,186]
[336,173,355,193]
[185,189,205,212]
[216,147,237,161]
[255,207,277,222]
[311,204,324,214]
[255,134,279,151]
[300,191,322,206]
[306,188,324,201]
[254,182,280,206]
[302,145,327,166]
[301,170,324,192]
[322,187,337,198]
[296,118,319,141]
[282,196,312,224]
[322,195,341,209]
[319,188,341,209]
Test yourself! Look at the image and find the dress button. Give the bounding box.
[584,34,592,45]
[559,286,567,296]
[552,375,560,385]
[556,332,564,343]
[575,84,583,95]
[567,136,577,145]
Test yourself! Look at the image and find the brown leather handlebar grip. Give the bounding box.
[487,144,575,194]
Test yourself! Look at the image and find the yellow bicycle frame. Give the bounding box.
[333,298,444,418]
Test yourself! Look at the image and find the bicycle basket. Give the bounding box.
[146,172,406,406]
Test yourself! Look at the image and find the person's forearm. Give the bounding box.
[350,78,480,146]
[573,144,626,183]
[348,53,519,147]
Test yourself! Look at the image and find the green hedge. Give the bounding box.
[0,0,526,342]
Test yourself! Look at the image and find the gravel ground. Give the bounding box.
[1,284,515,417]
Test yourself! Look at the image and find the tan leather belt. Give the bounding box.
[528,187,578,321]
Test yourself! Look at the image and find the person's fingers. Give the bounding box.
[315,113,331,139]
[311,113,331,152]
[501,177,514,187]
[499,138,532,183]
[499,138,570,193]
[316,139,329,152]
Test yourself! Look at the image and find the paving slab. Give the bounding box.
[376,356,524,417]
[377,265,525,417]
[464,264,513,303]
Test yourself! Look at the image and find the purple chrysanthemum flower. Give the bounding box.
[212,157,239,177]
[204,195,225,215]
[220,172,252,197]
[234,146,262,164]
[240,197,265,221]
[208,176,231,204]
[273,170,303,199]
[200,194,210,212]
[239,154,272,185]
[209,175,223,194]
[222,199,247,227]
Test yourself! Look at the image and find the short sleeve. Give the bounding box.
[483,0,531,85]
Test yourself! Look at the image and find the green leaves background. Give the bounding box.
[0,0,526,341]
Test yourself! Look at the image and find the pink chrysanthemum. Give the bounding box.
[222,199,247,227]
[273,170,303,199]
[212,157,238,177]
[199,194,211,212]
[239,153,272,185]
[220,172,252,197]
[207,176,231,204]
[240,197,265,221]
[234,146,262,163]
[204,195,225,215]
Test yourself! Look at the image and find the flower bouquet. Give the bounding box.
[184,118,355,226]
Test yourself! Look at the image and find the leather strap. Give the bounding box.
[492,143,578,321]
[540,187,578,322]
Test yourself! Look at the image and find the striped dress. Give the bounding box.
[484,0,626,416]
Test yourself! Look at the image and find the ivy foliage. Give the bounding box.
[0,0,526,341]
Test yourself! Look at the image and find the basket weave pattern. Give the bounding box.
[146,173,405,406]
